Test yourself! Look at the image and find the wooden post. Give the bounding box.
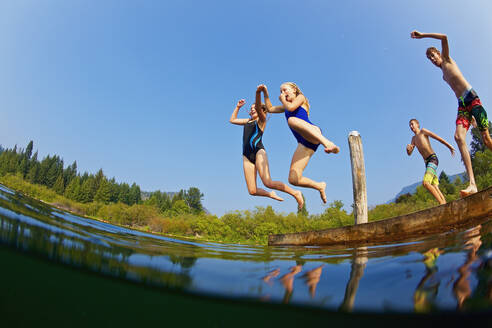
[348,131,368,224]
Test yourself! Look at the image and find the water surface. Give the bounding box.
[1,184,491,313]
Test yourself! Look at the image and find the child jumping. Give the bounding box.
[406,118,455,205]
[229,85,304,210]
[260,83,339,204]
[411,30,492,196]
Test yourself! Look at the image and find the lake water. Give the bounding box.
[0,183,491,313]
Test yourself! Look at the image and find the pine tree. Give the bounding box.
[27,162,41,184]
[470,122,492,159]
[94,178,111,204]
[94,169,105,193]
[45,157,62,188]
[63,161,77,187]
[108,178,119,203]
[439,171,450,184]
[79,178,96,203]
[439,171,455,195]
[53,173,65,195]
[25,141,33,160]
[64,176,81,201]
[129,183,141,205]
[118,183,131,204]
[19,157,29,178]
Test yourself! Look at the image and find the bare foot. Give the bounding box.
[324,142,340,154]
[293,190,304,211]
[319,182,327,204]
[460,185,477,198]
[270,191,284,201]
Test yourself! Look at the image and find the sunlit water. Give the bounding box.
[0,184,491,313]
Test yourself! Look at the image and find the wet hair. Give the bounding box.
[409,118,420,126]
[426,47,440,58]
[281,82,311,114]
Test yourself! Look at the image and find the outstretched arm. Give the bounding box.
[406,137,415,156]
[410,30,449,60]
[422,128,455,156]
[229,99,250,125]
[259,84,284,113]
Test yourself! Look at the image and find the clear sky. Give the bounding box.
[1,1,491,216]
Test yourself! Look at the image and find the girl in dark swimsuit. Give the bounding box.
[261,83,339,204]
[229,86,304,210]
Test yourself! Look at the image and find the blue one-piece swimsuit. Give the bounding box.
[284,106,320,151]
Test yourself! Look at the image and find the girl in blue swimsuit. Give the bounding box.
[261,83,339,204]
[229,86,304,210]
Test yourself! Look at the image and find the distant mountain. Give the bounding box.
[387,172,467,203]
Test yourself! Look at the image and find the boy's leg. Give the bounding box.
[288,144,328,203]
[472,105,492,151]
[433,185,446,205]
[423,181,445,205]
[243,156,279,199]
[255,150,304,209]
[481,129,492,151]
[454,124,477,195]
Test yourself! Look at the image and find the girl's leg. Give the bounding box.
[287,117,339,153]
[243,156,282,201]
[288,144,328,203]
[255,150,304,209]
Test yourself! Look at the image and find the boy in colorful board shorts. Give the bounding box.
[407,119,455,205]
[411,31,492,197]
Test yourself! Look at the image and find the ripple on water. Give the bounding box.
[0,184,490,313]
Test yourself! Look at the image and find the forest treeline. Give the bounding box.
[0,124,490,245]
[0,141,204,215]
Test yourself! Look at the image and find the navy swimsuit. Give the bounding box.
[284,106,320,151]
[242,120,265,164]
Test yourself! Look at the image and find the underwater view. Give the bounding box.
[1,183,491,317]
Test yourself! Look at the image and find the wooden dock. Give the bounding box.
[268,186,492,246]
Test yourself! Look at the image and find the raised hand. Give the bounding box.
[237,99,246,108]
[411,30,423,39]
[406,144,414,155]
[256,84,266,92]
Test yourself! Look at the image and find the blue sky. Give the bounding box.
[1,1,491,216]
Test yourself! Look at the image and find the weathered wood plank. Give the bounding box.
[268,186,492,246]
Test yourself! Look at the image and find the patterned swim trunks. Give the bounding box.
[423,153,439,186]
[456,88,489,132]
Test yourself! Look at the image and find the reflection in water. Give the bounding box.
[0,184,491,312]
[303,265,324,298]
[262,268,280,285]
[280,265,303,303]
[413,248,443,313]
[340,247,367,312]
[453,225,482,310]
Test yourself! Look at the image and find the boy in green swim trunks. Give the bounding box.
[411,31,492,197]
[407,119,455,205]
